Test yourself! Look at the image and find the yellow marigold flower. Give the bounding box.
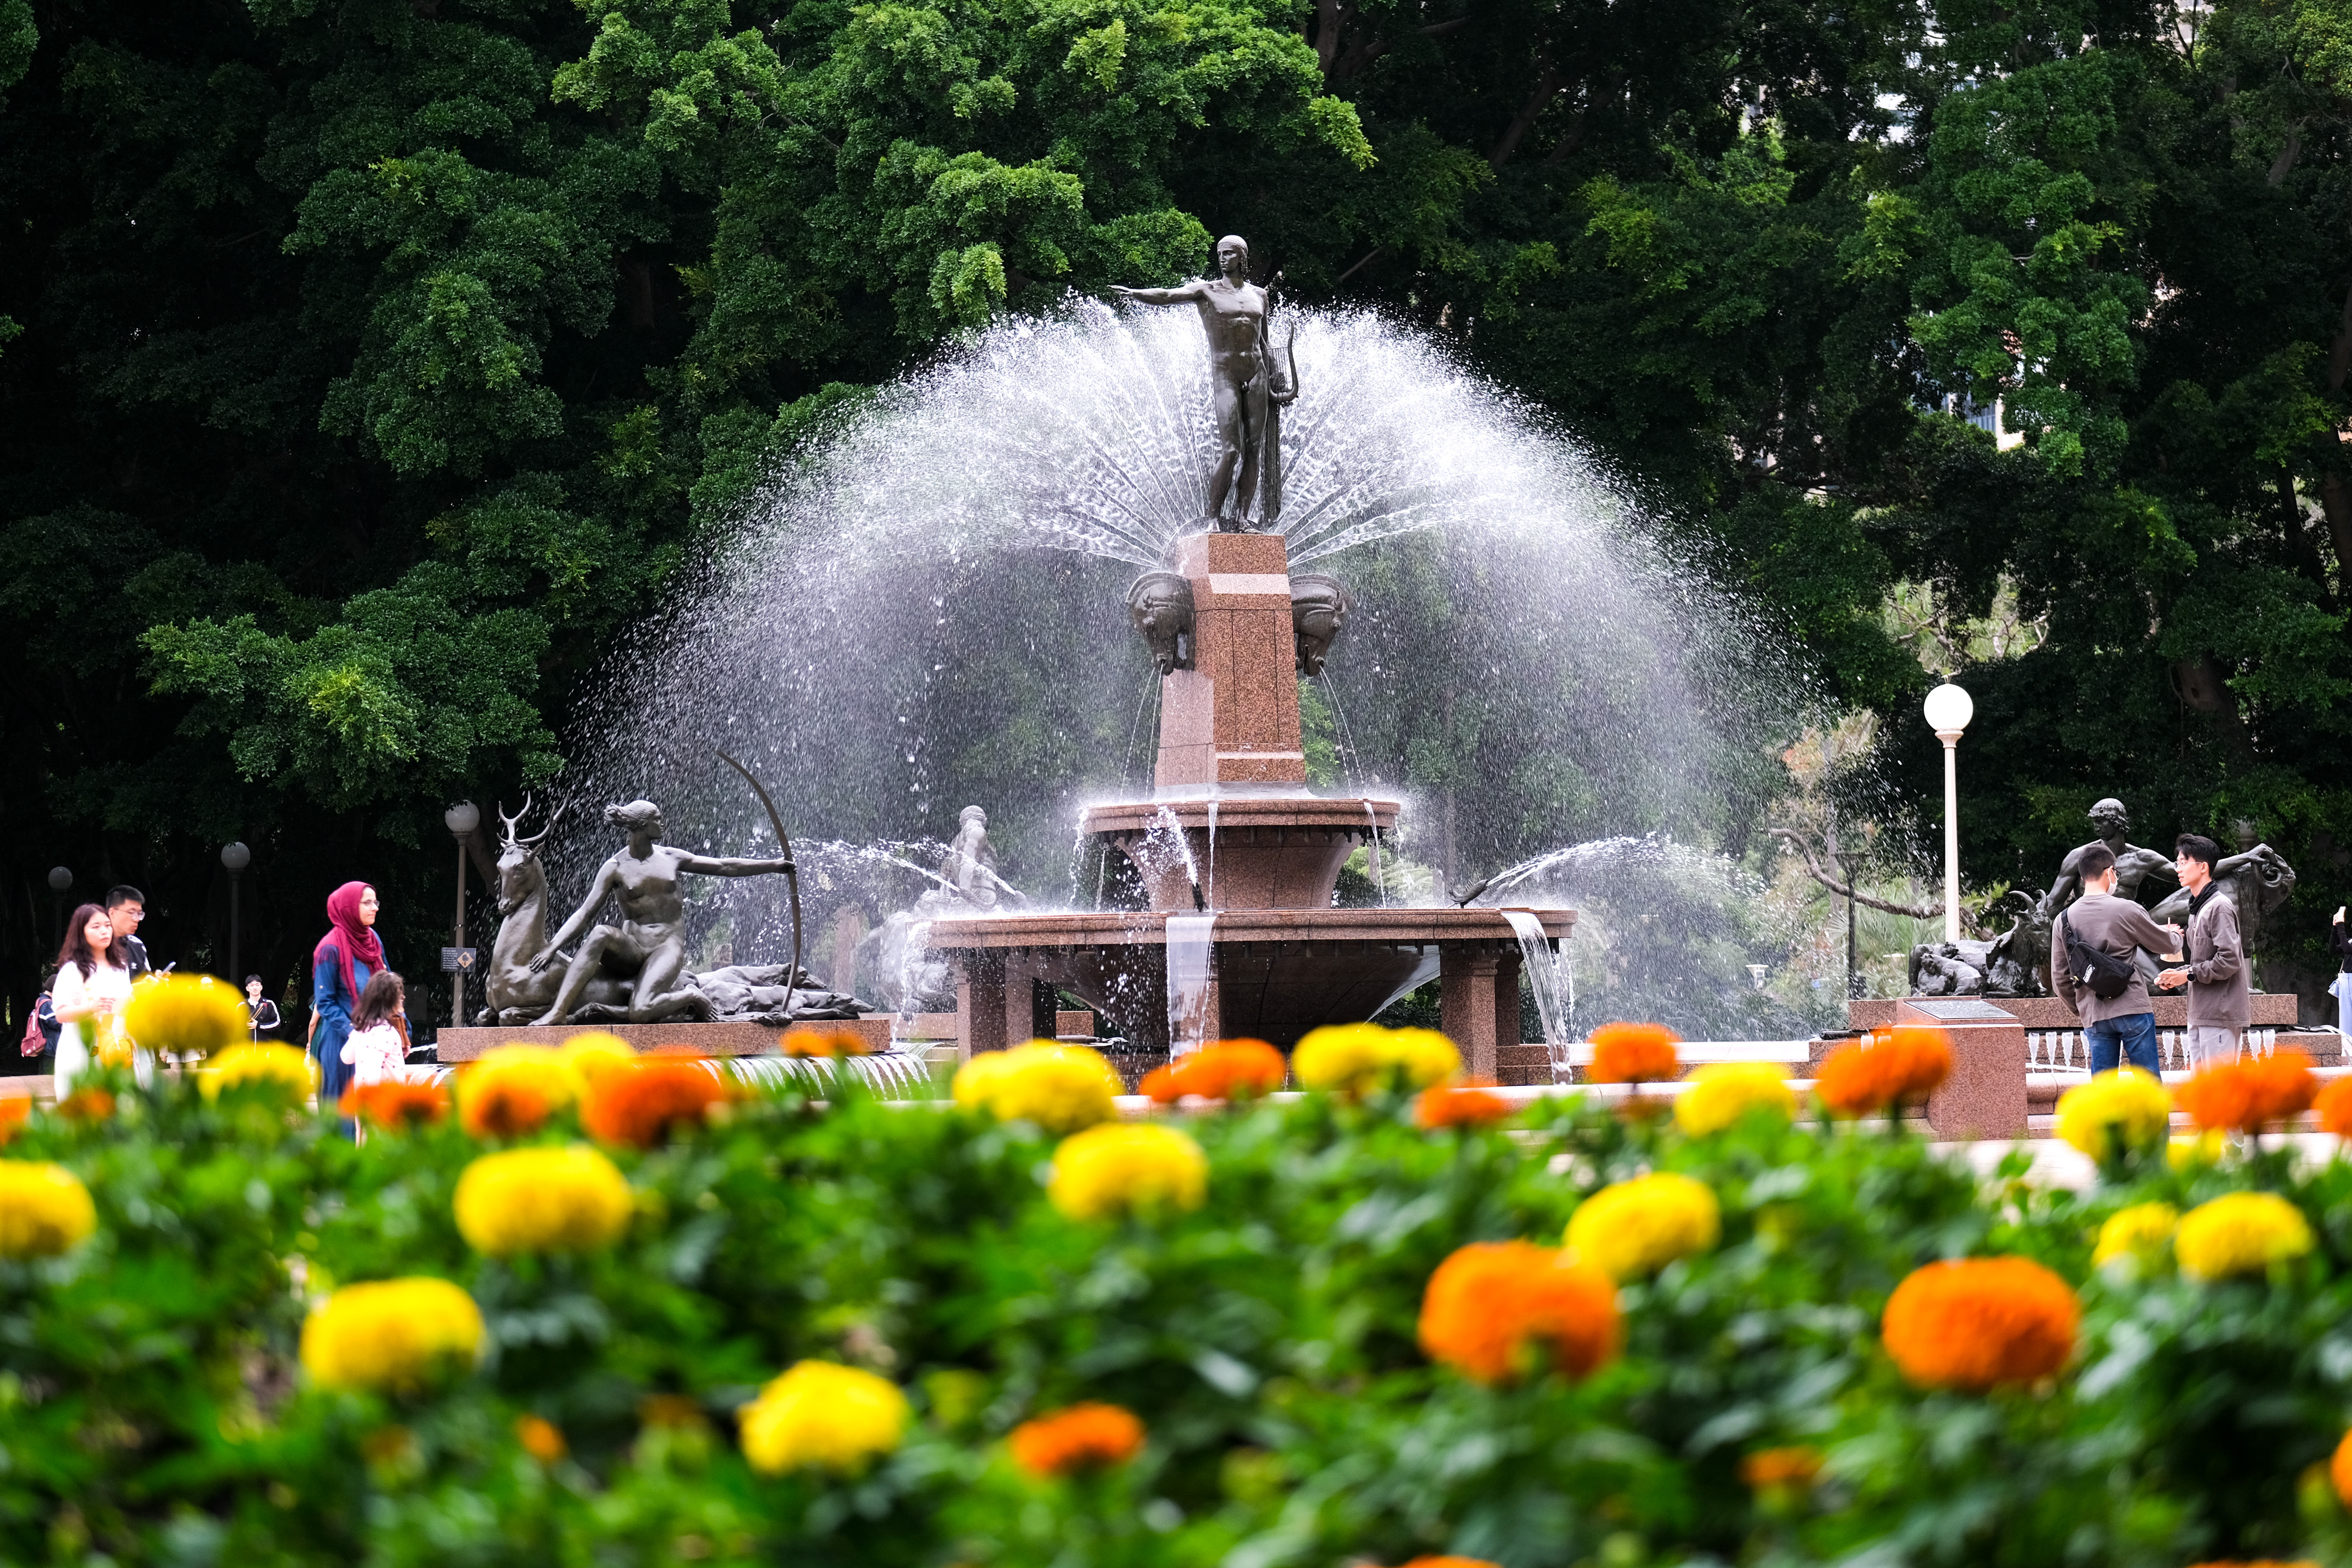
[739,1360,909,1475]
[473,1043,582,1100]
[453,1145,634,1256]
[2054,1069,2172,1159]
[2170,1131,2227,1170]
[0,1161,96,1258]
[1565,1172,1721,1281]
[121,974,247,1057]
[299,1278,484,1393]
[1389,1028,1464,1088]
[1048,1123,1209,1222]
[201,1042,318,1102]
[2092,1202,2179,1270]
[2174,1191,2314,1281]
[1674,1063,1796,1136]
[1292,1022,1461,1094]
[951,1041,1121,1134]
[558,1032,637,1083]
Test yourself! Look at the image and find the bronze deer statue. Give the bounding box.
[480,797,570,1024]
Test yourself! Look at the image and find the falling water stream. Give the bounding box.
[1165,914,1218,1058]
[1501,910,1575,1080]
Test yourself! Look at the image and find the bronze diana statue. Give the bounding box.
[1114,234,1299,530]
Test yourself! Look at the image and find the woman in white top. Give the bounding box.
[51,902,131,1096]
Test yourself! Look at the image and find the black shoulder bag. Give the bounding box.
[2061,911,2134,1001]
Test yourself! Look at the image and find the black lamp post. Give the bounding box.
[46,866,71,937]
[220,842,250,982]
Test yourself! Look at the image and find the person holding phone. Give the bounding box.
[2155,834,2247,1066]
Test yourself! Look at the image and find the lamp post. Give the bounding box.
[220,842,250,982]
[444,801,481,1028]
[46,867,70,937]
[1922,682,1975,943]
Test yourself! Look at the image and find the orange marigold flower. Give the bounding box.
[340,1079,450,1132]
[2317,1077,2352,1138]
[1816,1026,1953,1117]
[1586,1022,1680,1084]
[1143,1039,1287,1103]
[2181,1051,2317,1133]
[1008,1402,1145,1476]
[2331,1426,2352,1509]
[1739,1445,1825,1489]
[56,1088,115,1122]
[459,1068,559,1139]
[580,1057,731,1149]
[0,1098,27,1146]
[514,1413,567,1463]
[1398,1559,1504,1568]
[1880,1256,2078,1391]
[1418,1241,1621,1386]
[1415,1079,1515,1129]
[640,1393,707,1430]
[781,1028,876,1058]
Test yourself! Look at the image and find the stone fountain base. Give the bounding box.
[926,907,1572,1076]
[435,1016,895,1062]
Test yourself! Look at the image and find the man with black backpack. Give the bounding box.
[2053,843,2183,1075]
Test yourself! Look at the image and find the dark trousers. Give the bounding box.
[2085,1011,2162,1075]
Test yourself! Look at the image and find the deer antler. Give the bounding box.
[519,798,563,850]
[497,793,532,847]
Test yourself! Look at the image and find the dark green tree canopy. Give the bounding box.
[6,0,2352,1014]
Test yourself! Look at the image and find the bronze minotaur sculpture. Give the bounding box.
[1114,235,1297,529]
[529,799,796,1025]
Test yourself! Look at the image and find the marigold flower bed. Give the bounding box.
[7,1028,2352,1566]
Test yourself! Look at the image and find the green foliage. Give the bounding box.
[15,1065,2352,1565]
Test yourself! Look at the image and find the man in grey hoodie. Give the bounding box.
[2157,833,2248,1066]
[2053,843,2181,1074]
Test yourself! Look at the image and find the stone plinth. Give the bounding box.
[436,1016,894,1063]
[1901,997,2027,1140]
[1850,992,2301,1030]
[1155,532,1305,788]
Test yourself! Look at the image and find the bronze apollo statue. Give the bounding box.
[1114,234,1298,530]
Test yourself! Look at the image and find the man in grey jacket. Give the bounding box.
[2157,833,2248,1066]
[2052,844,2181,1075]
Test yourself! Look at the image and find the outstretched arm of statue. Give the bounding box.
[679,854,797,878]
[530,864,616,972]
[1111,282,1198,305]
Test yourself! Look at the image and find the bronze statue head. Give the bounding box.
[2089,798,2127,838]
[1215,235,1248,279]
[606,800,663,840]
[1127,571,1195,675]
[1290,574,1351,677]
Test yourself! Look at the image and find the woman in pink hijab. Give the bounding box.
[310,882,385,1104]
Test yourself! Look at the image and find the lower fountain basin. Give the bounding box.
[927,906,1572,1055]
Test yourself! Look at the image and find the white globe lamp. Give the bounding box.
[1923,683,1973,942]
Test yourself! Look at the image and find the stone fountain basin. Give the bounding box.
[1081,796,1402,912]
[926,906,1572,1056]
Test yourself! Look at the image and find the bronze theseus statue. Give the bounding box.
[1114,234,1298,529]
[529,798,796,1025]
